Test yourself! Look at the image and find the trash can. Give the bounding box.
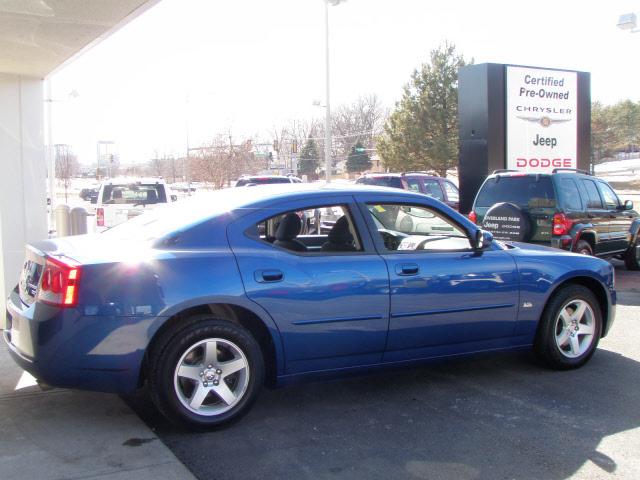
[55,205,71,237]
[70,207,89,235]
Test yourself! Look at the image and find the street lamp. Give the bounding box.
[323,0,346,182]
[617,13,639,33]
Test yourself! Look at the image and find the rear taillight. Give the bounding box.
[37,257,81,307]
[97,208,104,227]
[552,213,573,236]
[468,211,477,224]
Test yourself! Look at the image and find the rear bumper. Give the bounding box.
[3,289,150,394]
[550,235,573,251]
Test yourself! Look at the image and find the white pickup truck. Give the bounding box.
[93,178,176,231]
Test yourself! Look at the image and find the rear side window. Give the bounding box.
[423,180,444,200]
[357,176,403,188]
[557,178,582,211]
[581,180,603,209]
[475,176,555,209]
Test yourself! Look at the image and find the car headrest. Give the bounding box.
[328,216,353,244]
[276,213,302,241]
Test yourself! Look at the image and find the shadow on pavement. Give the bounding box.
[126,347,640,480]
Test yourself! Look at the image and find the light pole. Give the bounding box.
[44,82,79,232]
[323,0,346,182]
[617,12,639,33]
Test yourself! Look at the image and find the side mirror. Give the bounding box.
[90,196,98,205]
[624,200,633,211]
[170,195,178,202]
[473,229,493,250]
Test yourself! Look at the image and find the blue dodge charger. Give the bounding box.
[3,184,616,428]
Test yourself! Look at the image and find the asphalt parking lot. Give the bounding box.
[127,261,640,480]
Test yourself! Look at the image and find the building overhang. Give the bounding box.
[0,0,160,78]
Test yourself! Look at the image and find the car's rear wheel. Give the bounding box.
[624,236,640,270]
[533,285,602,370]
[148,316,264,429]
[573,239,593,256]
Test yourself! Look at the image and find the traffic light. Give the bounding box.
[273,139,279,152]
[292,140,298,154]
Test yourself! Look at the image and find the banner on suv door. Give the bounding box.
[506,66,577,173]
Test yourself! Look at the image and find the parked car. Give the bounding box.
[4,184,616,428]
[235,175,302,186]
[355,173,460,210]
[469,168,640,270]
[79,187,99,202]
[94,178,177,231]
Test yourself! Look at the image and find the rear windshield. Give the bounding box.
[101,183,166,204]
[475,176,556,209]
[356,176,403,188]
[236,177,291,186]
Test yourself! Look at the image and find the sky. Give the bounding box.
[50,0,640,165]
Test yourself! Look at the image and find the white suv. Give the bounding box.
[94,178,176,231]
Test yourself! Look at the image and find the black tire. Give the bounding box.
[148,315,264,429]
[573,239,593,256]
[624,236,640,270]
[533,285,602,370]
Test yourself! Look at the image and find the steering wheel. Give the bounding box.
[379,230,406,250]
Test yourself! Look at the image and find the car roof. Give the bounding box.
[101,177,167,185]
[359,172,441,179]
[241,175,295,179]
[488,170,593,179]
[137,183,430,227]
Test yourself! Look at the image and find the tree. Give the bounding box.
[346,142,371,173]
[332,94,387,156]
[55,144,79,203]
[298,137,319,178]
[377,42,469,176]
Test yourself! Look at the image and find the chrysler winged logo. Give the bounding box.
[516,115,571,128]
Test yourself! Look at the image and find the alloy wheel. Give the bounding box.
[554,299,595,359]
[173,338,250,416]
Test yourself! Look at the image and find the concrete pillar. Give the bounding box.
[0,74,48,314]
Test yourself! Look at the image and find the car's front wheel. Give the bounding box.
[148,316,264,429]
[534,285,602,369]
[624,236,640,270]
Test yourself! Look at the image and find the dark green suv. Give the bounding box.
[469,168,640,270]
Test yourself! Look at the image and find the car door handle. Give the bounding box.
[255,269,284,283]
[395,263,419,276]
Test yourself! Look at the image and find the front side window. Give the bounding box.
[366,203,470,252]
[597,182,619,209]
[444,181,459,202]
[405,178,421,193]
[423,179,445,200]
[250,204,363,254]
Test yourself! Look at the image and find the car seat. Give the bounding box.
[274,213,307,252]
[321,216,357,252]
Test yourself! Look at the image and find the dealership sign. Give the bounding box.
[506,66,577,173]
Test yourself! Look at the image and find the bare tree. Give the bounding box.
[331,94,387,155]
[150,150,164,178]
[189,131,260,187]
[55,144,79,203]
